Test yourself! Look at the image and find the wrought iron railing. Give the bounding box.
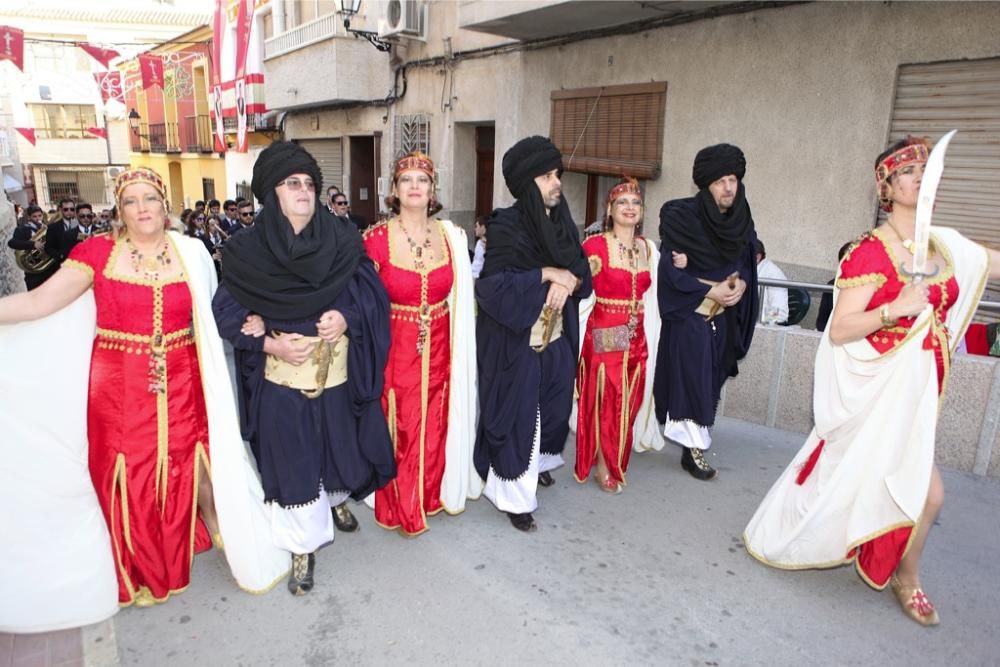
[184,115,213,153]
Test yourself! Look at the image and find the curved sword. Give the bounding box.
[901,129,957,283]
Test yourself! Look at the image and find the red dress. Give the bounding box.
[364,221,454,536]
[66,236,212,606]
[575,234,652,486]
[817,229,958,587]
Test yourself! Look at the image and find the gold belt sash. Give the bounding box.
[530,307,563,351]
[264,333,348,399]
[695,278,727,320]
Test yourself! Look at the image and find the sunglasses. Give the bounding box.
[78,213,95,219]
[225,206,237,212]
[240,211,254,217]
[334,200,349,206]
[277,177,316,192]
[62,207,75,212]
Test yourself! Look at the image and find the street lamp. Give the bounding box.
[128,108,142,136]
[336,0,393,52]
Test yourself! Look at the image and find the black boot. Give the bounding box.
[288,552,315,596]
[681,447,718,480]
[507,512,537,532]
[332,502,359,532]
[537,471,555,487]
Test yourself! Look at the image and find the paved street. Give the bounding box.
[105,418,1000,666]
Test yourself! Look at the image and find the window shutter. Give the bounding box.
[295,138,344,196]
[550,82,667,178]
[887,58,1000,248]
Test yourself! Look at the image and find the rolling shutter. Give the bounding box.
[887,58,1000,248]
[295,138,343,197]
[550,82,667,178]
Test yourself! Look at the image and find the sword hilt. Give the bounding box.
[898,261,939,284]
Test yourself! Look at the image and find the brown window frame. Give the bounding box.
[550,82,667,179]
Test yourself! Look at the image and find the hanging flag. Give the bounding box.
[78,42,121,68]
[14,128,36,146]
[94,71,124,104]
[0,26,25,72]
[86,127,108,140]
[211,0,227,153]
[138,54,164,90]
[234,0,256,153]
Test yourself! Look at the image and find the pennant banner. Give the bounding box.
[94,71,124,104]
[86,127,108,140]
[138,54,164,90]
[14,128,36,146]
[0,26,24,72]
[211,0,227,153]
[78,42,121,68]
[234,0,255,152]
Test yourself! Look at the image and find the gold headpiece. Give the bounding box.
[607,177,642,205]
[114,167,167,206]
[393,152,435,181]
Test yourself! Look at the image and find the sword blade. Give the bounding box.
[912,129,957,277]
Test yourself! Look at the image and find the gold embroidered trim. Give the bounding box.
[589,254,603,277]
[836,273,887,289]
[96,326,193,343]
[63,258,94,279]
[104,237,186,286]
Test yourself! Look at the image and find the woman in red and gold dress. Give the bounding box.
[0,168,286,624]
[575,178,670,493]
[745,136,1000,626]
[362,152,479,536]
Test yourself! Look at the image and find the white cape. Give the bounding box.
[744,227,989,579]
[0,232,288,633]
[571,238,665,452]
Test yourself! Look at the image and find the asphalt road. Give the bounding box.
[110,417,1000,666]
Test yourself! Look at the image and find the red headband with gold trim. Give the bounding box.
[875,140,930,210]
[607,177,642,205]
[115,167,167,205]
[394,152,435,180]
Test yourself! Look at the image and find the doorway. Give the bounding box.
[349,136,376,225]
[168,161,183,212]
[474,126,495,219]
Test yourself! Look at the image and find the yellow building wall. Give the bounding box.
[128,153,228,213]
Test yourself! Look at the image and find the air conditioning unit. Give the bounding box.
[106,166,124,179]
[378,0,426,40]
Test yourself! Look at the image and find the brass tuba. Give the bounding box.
[15,224,55,274]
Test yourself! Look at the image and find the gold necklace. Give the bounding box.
[885,218,915,254]
[126,237,171,280]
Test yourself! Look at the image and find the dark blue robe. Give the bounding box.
[653,199,758,428]
[212,260,396,506]
[474,210,592,481]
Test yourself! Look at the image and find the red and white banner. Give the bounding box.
[14,128,36,145]
[138,54,164,90]
[85,127,108,140]
[211,0,227,153]
[94,71,124,104]
[234,0,255,153]
[78,42,121,68]
[0,26,25,72]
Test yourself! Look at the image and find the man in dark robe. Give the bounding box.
[212,141,395,595]
[475,136,592,532]
[653,143,759,480]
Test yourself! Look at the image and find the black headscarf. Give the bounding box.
[660,144,755,272]
[222,142,361,320]
[482,136,589,278]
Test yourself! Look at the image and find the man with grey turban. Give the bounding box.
[653,143,759,480]
[474,136,592,532]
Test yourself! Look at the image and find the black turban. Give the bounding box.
[692,143,746,189]
[251,141,323,202]
[501,135,563,199]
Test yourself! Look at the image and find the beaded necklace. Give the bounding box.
[126,236,171,281]
[611,231,641,339]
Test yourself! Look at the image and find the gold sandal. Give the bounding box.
[889,574,940,626]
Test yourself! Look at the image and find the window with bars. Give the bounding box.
[550,82,667,178]
[45,170,105,205]
[394,114,431,159]
[29,104,99,139]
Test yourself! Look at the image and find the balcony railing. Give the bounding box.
[147,122,180,153]
[264,13,338,59]
[183,115,214,153]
